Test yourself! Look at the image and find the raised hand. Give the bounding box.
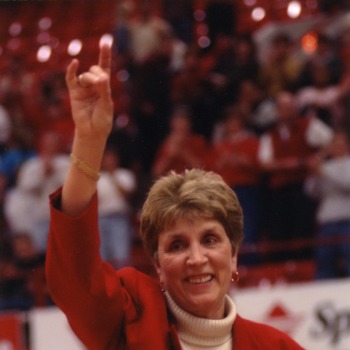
[62,44,114,215]
[65,43,113,142]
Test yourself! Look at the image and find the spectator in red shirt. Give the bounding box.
[152,106,209,178]
[258,91,333,261]
[210,106,262,264]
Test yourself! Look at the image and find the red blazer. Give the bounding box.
[267,117,316,188]
[46,189,305,350]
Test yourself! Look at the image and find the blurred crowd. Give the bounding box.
[1,0,350,311]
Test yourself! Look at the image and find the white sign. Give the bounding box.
[29,308,86,350]
[0,341,14,350]
[232,278,350,349]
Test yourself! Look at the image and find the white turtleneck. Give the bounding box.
[165,291,237,350]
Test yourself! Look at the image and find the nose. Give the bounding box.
[186,243,208,266]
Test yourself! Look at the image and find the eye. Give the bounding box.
[202,234,218,246]
[168,240,185,252]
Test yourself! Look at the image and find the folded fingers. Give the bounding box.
[77,66,109,88]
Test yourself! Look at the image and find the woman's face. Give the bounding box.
[155,217,237,319]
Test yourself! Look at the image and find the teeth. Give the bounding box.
[188,275,213,284]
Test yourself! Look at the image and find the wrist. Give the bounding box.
[71,135,107,170]
[70,154,101,181]
[74,129,109,145]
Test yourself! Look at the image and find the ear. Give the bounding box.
[231,251,238,271]
[152,257,162,279]
[152,258,166,290]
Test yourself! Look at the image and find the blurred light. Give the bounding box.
[67,39,82,56]
[7,38,21,51]
[194,9,206,21]
[0,46,3,56]
[244,0,256,6]
[37,31,51,44]
[287,1,302,18]
[251,7,266,21]
[38,17,52,31]
[9,22,22,36]
[115,114,129,128]
[301,32,318,53]
[37,45,52,62]
[116,69,129,82]
[99,33,113,48]
[197,36,211,48]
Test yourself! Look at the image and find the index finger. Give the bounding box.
[98,43,112,74]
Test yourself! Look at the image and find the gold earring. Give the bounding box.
[231,271,239,283]
[159,279,166,292]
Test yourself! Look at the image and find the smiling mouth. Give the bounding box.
[187,275,214,284]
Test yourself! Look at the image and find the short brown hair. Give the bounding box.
[140,169,244,258]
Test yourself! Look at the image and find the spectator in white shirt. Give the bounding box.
[97,147,137,267]
[305,130,350,279]
[6,130,69,253]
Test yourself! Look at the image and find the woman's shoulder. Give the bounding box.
[118,267,164,299]
[118,267,157,285]
[234,314,305,349]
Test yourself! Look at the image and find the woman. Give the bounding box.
[210,105,262,265]
[97,147,136,268]
[305,130,350,279]
[46,44,304,349]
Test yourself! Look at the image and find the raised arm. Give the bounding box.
[62,44,113,216]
